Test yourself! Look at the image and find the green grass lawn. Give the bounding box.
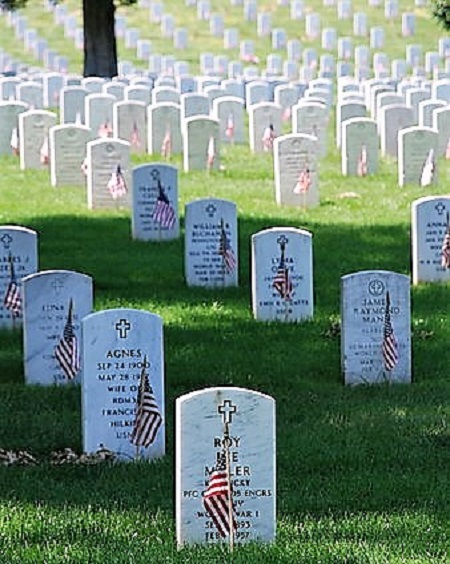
[0,0,450,562]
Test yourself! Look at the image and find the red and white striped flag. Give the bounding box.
[441,214,450,269]
[207,136,215,171]
[107,164,127,200]
[293,166,311,194]
[382,291,399,372]
[130,359,163,448]
[273,245,293,300]
[420,149,436,187]
[40,136,49,165]
[203,449,237,539]
[446,138,450,160]
[161,127,171,159]
[357,144,368,177]
[54,299,80,381]
[262,124,275,151]
[3,254,21,317]
[10,128,19,156]
[225,114,235,141]
[152,180,176,229]
[282,106,291,122]
[218,219,236,274]
[130,121,141,149]
[98,121,112,138]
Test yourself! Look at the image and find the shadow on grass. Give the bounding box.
[0,213,448,529]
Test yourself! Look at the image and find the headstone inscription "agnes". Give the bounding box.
[82,308,165,461]
[251,227,313,322]
[176,386,276,546]
[132,163,179,241]
[22,270,93,385]
[185,198,238,287]
[341,270,411,385]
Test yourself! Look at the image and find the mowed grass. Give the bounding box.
[0,0,450,562]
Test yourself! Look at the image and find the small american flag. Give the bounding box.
[10,127,19,156]
[130,121,141,149]
[262,124,275,151]
[81,157,88,176]
[441,213,450,269]
[40,136,49,165]
[98,121,112,138]
[382,291,399,372]
[446,137,450,160]
[357,144,368,177]
[107,164,128,200]
[130,359,163,448]
[207,136,215,171]
[54,299,80,381]
[273,245,293,300]
[161,127,171,159]
[420,149,436,187]
[3,254,21,317]
[282,106,291,122]
[152,180,176,229]
[203,449,237,539]
[225,114,234,141]
[293,166,311,194]
[218,220,236,274]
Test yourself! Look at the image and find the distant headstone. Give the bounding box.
[82,308,165,460]
[379,104,415,158]
[411,196,450,284]
[18,109,56,170]
[292,101,328,157]
[176,386,276,545]
[23,270,93,385]
[49,123,93,187]
[60,86,89,124]
[0,226,38,329]
[85,93,116,139]
[433,106,450,157]
[113,100,147,154]
[86,138,131,209]
[248,102,282,153]
[184,198,238,287]
[398,126,438,187]
[148,102,182,156]
[341,270,411,385]
[0,101,28,156]
[183,117,220,172]
[342,118,378,176]
[274,133,319,208]
[212,96,245,144]
[252,227,313,322]
[132,163,179,241]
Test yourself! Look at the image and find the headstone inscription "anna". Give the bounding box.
[82,308,165,461]
[176,386,276,546]
[341,270,411,385]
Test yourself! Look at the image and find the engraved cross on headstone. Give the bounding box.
[435,202,446,215]
[277,234,288,249]
[51,278,64,295]
[115,318,131,339]
[205,203,217,217]
[0,234,13,249]
[218,399,237,425]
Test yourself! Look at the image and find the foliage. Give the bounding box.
[432,0,450,31]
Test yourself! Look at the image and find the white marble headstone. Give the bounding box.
[18,109,56,170]
[82,308,165,461]
[22,270,93,385]
[0,101,28,156]
[252,227,313,322]
[113,100,147,154]
[185,198,238,287]
[147,102,182,156]
[183,117,220,172]
[132,163,179,241]
[274,134,319,208]
[342,118,378,176]
[398,126,439,187]
[341,270,411,385]
[86,138,131,209]
[49,123,93,187]
[0,226,38,329]
[176,386,276,546]
[411,196,450,284]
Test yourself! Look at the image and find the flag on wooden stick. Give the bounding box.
[107,164,128,200]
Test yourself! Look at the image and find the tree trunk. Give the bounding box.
[83,0,118,78]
